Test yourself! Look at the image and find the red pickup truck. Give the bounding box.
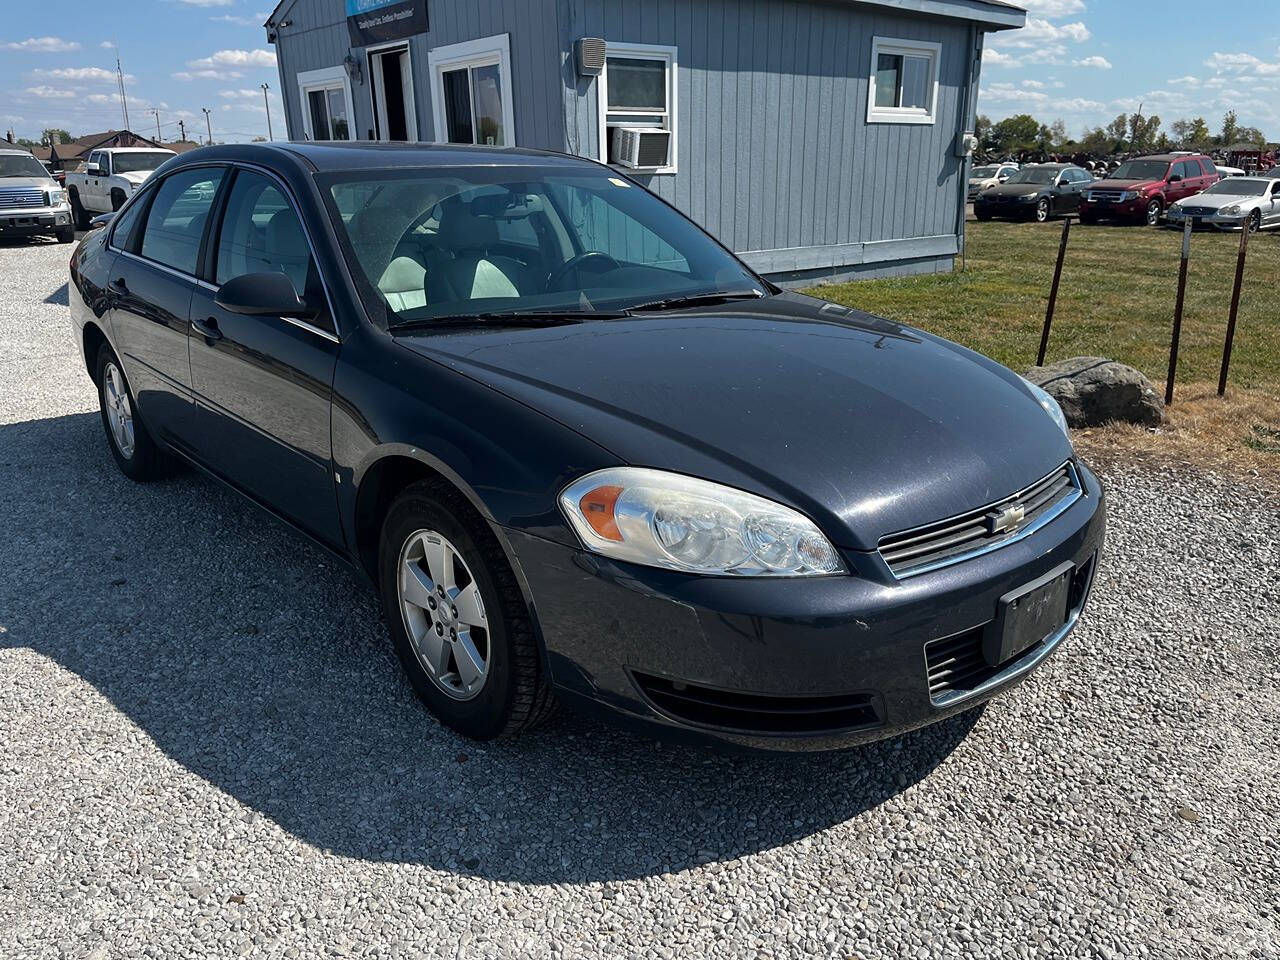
[1079,154,1219,226]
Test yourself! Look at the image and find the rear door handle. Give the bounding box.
[191,316,223,342]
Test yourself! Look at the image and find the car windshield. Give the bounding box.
[1006,168,1058,184]
[321,166,764,327]
[0,154,51,179]
[1204,179,1269,197]
[1108,160,1171,181]
[971,166,999,178]
[112,152,173,174]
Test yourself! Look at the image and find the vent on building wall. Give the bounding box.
[611,127,671,169]
[576,37,606,76]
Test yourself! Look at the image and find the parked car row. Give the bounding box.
[967,152,1273,230]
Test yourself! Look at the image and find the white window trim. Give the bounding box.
[366,39,420,142]
[597,41,678,175]
[427,33,516,146]
[297,65,356,141]
[866,36,941,126]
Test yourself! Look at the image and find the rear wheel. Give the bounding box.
[95,344,168,481]
[1144,199,1163,226]
[70,189,90,231]
[378,481,556,740]
[1035,198,1051,223]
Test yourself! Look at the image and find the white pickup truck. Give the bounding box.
[66,147,176,229]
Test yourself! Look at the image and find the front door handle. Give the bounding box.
[108,276,127,295]
[192,316,223,343]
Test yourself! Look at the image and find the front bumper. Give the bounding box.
[1080,197,1147,219]
[1166,209,1249,231]
[506,461,1107,751]
[974,196,1037,218]
[0,204,72,237]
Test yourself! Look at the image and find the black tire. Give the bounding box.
[95,344,168,482]
[70,189,90,231]
[378,480,556,740]
[1144,199,1163,226]
[110,189,126,212]
[1035,198,1051,223]
[975,209,993,222]
[56,226,75,244]
[1079,212,1099,225]
[1247,210,1261,233]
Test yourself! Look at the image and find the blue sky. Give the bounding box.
[1,1,1278,145]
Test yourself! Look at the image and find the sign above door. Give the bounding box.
[346,0,428,47]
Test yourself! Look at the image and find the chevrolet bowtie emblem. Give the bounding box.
[988,503,1025,535]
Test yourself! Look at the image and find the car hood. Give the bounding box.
[1092,179,1156,191]
[393,293,1073,551]
[1176,193,1252,210]
[116,170,155,185]
[981,183,1044,198]
[0,175,56,191]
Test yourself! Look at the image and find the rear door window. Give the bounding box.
[138,167,225,275]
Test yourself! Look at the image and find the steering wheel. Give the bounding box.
[546,251,622,292]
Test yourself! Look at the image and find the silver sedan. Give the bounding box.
[1167,176,1280,232]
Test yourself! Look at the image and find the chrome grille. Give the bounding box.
[1181,207,1216,217]
[0,188,45,209]
[879,462,1081,578]
[1087,190,1126,202]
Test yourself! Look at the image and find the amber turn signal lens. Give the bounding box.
[579,485,624,541]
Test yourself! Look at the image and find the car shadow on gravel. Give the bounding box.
[2,412,981,885]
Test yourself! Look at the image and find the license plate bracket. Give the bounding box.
[982,561,1074,666]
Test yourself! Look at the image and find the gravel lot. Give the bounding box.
[2,236,1278,960]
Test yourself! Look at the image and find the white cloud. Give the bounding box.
[100,40,115,49]
[1024,80,1047,90]
[29,67,131,83]
[220,88,264,100]
[994,18,1090,50]
[210,11,269,25]
[1203,51,1280,77]
[1073,56,1112,70]
[188,48,276,69]
[983,48,1020,67]
[1167,75,1200,87]
[1054,97,1106,112]
[173,0,235,6]
[3,36,81,52]
[174,69,244,81]
[22,86,77,99]
[1019,0,1086,14]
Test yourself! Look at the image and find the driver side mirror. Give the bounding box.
[214,272,313,318]
[87,163,103,177]
[998,173,1010,182]
[1169,174,1183,183]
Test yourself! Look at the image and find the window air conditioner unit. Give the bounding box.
[611,127,671,169]
[576,37,606,76]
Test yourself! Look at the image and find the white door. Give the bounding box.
[369,45,418,142]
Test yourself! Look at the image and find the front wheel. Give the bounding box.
[1247,210,1262,233]
[1079,212,1099,225]
[378,481,556,740]
[56,226,74,244]
[975,209,993,222]
[1144,200,1163,226]
[1035,198,1051,223]
[110,189,127,212]
[70,190,90,231]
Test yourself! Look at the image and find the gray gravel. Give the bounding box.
[2,236,1279,959]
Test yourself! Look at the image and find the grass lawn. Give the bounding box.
[805,218,1280,390]
[805,218,1279,482]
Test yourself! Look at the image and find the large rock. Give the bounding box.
[1024,357,1164,427]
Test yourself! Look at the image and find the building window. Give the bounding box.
[867,37,940,125]
[428,34,515,146]
[598,42,677,174]
[298,66,355,140]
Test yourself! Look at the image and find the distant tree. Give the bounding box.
[16,137,39,150]
[990,114,1043,154]
[1128,113,1161,153]
[1105,114,1129,142]
[1233,126,1267,149]
[1048,118,1068,150]
[40,128,73,147]
[1079,127,1111,155]
[1154,132,1172,151]
[974,114,993,149]
[1220,110,1239,146]
[1171,117,1211,149]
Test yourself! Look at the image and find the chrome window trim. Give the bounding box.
[108,158,345,344]
[883,461,1083,580]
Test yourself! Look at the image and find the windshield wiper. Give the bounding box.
[388,309,625,332]
[625,290,766,314]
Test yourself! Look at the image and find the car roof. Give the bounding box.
[259,140,599,172]
[98,146,177,153]
[1027,162,1073,169]
[1132,154,1203,162]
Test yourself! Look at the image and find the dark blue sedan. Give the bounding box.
[68,142,1105,751]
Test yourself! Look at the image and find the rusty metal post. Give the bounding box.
[1217,221,1252,397]
[1037,217,1072,367]
[1166,221,1193,407]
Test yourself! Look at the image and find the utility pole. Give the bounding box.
[149,107,162,143]
[202,107,213,145]
[261,83,274,141]
[178,119,186,143]
[113,43,131,131]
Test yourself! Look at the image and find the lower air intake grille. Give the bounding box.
[879,462,1080,578]
[632,673,882,735]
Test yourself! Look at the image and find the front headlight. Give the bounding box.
[47,188,65,205]
[559,467,846,577]
[1020,377,1070,438]
[1221,204,1241,216]
[1121,191,1139,201]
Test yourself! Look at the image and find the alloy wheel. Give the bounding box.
[103,362,135,459]
[1248,211,1261,233]
[397,529,490,700]
[1146,201,1161,226]
[1036,199,1050,222]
